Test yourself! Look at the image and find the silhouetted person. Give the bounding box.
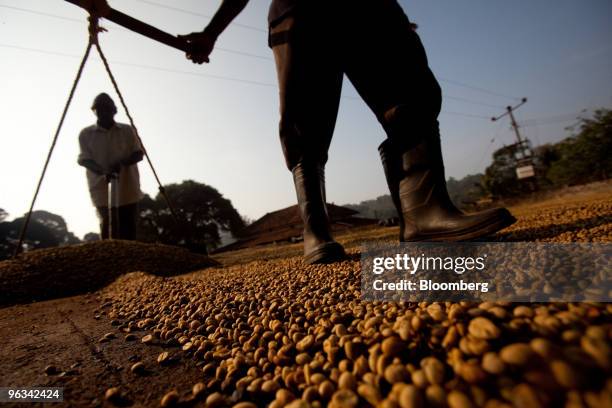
[77,93,144,240]
[181,0,516,264]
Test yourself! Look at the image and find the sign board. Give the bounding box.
[516,165,535,179]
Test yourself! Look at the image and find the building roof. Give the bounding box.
[216,203,374,252]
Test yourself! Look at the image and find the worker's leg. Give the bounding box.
[342,0,515,241]
[270,10,346,263]
[270,10,344,170]
[95,206,109,240]
[118,203,138,240]
[342,0,441,143]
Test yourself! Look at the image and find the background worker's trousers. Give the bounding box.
[96,203,138,240]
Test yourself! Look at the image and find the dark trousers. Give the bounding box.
[270,0,442,170]
[96,203,138,240]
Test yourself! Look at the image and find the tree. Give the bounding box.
[137,180,246,250]
[29,211,81,245]
[481,144,532,198]
[345,195,397,220]
[0,209,80,259]
[84,232,100,242]
[0,209,12,259]
[446,174,487,207]
[546,109,612,186]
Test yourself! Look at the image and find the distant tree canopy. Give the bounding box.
[447,174,487,206]
[345,195,397,220]
[545,109,612,186]
[0,209,80,260]
[482,144,533,197]
[137,180,246,250]
[84,232,100,242]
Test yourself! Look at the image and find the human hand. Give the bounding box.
[79,0,111,17]
[178,31,216,64]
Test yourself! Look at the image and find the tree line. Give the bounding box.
[0,180,246,260]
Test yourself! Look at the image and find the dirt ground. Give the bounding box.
[0,293,205,407]
[1,182,610,407]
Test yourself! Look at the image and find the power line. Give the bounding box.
[4,3,520,109]
[441,111,491,120]
[337,95,490,119]
[0,42,277,87]
[0,42,497,122]
[444,95,503,109]
[125,2,528,103]
[0,4,272,61]
[131,0,267,33]
[519,112,586,126]
[437,77,522,101]
[0,4,82,23]
[476,120,504,169]
[521,118,580,127]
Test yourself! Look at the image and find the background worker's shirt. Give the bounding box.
[78,123,143,208]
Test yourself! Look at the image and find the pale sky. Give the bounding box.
[1,0,611,238]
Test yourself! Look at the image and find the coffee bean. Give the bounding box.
[297,334,315,352]
[44,365,59,375]
[398,384,424,408]
[381,337,404,356]
[160,390,179,407]
[330,389,359,408]
[500,343,534,366]
[104,387,122,404]
[468,317,500,340]
[447,390,475,408]
[338,371,357,390]
[130,362,145,375]
[192,382,206,399]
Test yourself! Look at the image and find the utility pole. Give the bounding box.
[492,97,528,148]
[491,98,536,184]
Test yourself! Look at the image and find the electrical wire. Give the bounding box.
[476,120,504,169]
[3,3,519,109]
[444,95,503,109]
[519,112,586,127]
[0,4,272,61]
[441,111,491,120]
[0,4,82,23]
[0,42,278,87]
[437,77,523,101]
[131,0,267,33]
[0,41,502,122]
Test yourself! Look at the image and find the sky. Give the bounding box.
[1,0,611,239]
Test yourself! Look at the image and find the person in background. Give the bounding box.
[77,92,143,240]
[180,0,516,264]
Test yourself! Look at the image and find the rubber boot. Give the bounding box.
[292,162,346,264]
[379,140,405,239]
[379,134,516,241]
